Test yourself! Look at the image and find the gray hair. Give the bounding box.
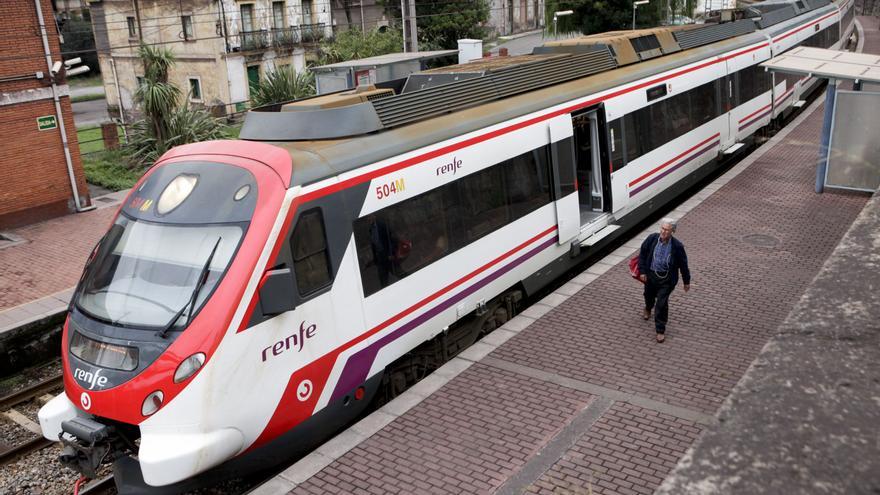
[660,218,677,232]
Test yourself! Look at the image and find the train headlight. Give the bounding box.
[157,174,198,215]
[173,353,206,383]
[142,390,164,417]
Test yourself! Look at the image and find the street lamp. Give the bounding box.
[553,10,573,40]
[632,0,649,30]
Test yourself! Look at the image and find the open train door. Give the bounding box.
[548,115,579,244]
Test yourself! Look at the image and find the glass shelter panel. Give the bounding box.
[825,90,880,192]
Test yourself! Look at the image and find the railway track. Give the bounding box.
[0,372,63,467]
[77,474,116,495]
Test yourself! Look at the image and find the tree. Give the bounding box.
[59,12,100,75]
[319,28,404,64]
[545,0,662,35]
[417,0,489,49]
[250,67,316,107]
[378,0,489,50]
[127,45,225,165]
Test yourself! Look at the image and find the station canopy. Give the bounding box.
[760,47,880,83]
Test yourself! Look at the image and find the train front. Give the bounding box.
[36,141,292,488]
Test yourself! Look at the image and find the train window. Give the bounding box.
[389,188,450,277]
[739,65,771,104]
[505,148,552,220]
[667,91,692,142]
[460,166,508,242]
[623,113,642,162]
[649,100,670,151]
[608,119,625,170]
[354,144,554,296]
[690,81,717,127]
[290,208,332,295]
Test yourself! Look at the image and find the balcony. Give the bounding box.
[230,24,326,53]
[300,23,325,43]
[272,27,300,50]
[239,29,269,51]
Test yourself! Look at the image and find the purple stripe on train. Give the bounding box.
[738,108,773,132]
[329,235,558,402]
[629,140,720,197]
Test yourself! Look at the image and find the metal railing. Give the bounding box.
[230,24,325,52]
[239,29,269,51]
[300,23,326,43]
[272,26,300,49]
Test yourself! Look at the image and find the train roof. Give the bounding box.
[238,0,840,188]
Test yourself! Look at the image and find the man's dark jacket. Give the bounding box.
[638,233,691,287]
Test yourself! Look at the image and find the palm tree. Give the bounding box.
[135,44,180,150]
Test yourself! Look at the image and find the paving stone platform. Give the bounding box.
[0,190,124,336]
[254,17,878,495]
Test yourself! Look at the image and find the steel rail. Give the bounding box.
[0,436,54,466]
[78,474,116,495]
[0,373,63,411]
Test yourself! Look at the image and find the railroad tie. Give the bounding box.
[3,409,42,436]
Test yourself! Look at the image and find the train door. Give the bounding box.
[548,116,579,244]
[571,109,610,227]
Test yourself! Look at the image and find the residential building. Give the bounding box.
[87,0,332,117]
[330,0,388,33]
[488,0,543,36]
[0,0,91,228]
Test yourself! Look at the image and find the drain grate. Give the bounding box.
[743,233,781,248]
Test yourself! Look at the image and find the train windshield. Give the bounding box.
[76,215,244,330]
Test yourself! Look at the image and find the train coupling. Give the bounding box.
[59,417,130,479]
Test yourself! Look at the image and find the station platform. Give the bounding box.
[254,17,879,495]
[0,191,123,336]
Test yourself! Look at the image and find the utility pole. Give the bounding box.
[408,0,418,51]
[401,0,418,52]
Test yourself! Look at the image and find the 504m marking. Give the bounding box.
[376,178,405,200]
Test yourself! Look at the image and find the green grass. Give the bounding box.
[77,125,126,154]
[82,150,144,191]
[71,93,105,103]
[68,74,102,88]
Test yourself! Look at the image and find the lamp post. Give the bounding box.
[553,10,573,39]
[632,0,649,30]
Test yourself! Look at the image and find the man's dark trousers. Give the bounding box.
[645,271,675,334]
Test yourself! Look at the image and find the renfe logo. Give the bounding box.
[74,367,108,390]
[262,321,317,362]
[436,157,462,176]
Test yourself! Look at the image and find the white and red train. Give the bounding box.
[39,0,855,491]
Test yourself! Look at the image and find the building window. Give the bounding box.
[127,17,137,38]
[189,78,202,101]
[301,0,312,24]
[181,15,194,40]
[241,4,255,31]
[273,1,286,29]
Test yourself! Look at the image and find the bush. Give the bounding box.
[127,104,226,165]
[82,150,144,191]
[319,28,404,64]
[250,67,316,108]
[126,44,226,165]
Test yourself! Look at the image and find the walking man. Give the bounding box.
[638,220,690,343]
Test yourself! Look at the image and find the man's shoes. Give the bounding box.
[642,308,651,320]
[656,333,665,343]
